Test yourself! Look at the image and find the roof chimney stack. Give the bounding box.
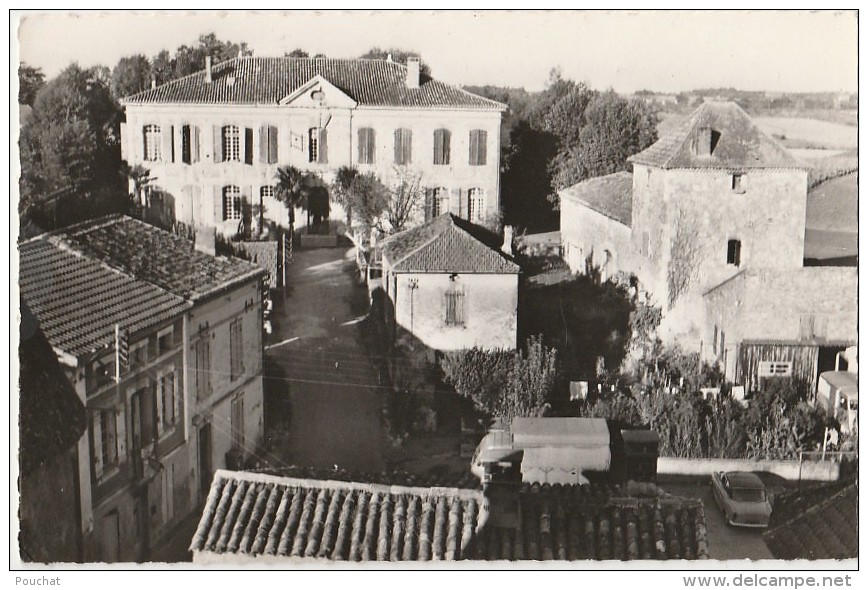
[205,56,213,83]
[406,56,420,89]
[502,225,514,256]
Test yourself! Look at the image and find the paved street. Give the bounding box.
[660,478,774,561]
[266,246,387,473]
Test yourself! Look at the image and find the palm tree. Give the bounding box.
[330,165,358,229]
[274,165,309,226]
[120,162,155,210]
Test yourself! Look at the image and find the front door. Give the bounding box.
[198,423,212,500]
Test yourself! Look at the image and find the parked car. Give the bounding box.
[711,471,772,528]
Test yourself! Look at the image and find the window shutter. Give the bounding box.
[92,415,104,477]
[213,126,223,162]
[116,406,127,462]
[318,128,328,164]
[478,130,487,165]
[244,128,254,165]
[161,125,173,163]
[172,370,180,425]
[192,126,201,163]
[269,125,279,164]
[469,131,477,165]
[394,129,402,164]
[259,125,269,163]
[156,375,164,437]
[182,125,191,164]
[433,130,442,164]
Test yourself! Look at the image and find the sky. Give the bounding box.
[14,10,859,94]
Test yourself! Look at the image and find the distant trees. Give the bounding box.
[18,64,45,106]
[111,54,152,98]
[441,336,558,420]
[473,70,658,231]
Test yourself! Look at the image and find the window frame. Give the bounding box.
[726,239,742,267]
[229,317,245,381]
[222,125,241,162]
[444,288,466,327]
[467,188,485,222]
[143,125,162,162]
[223,185,243,221]
[194,335,211,399]
[156,366,178,438]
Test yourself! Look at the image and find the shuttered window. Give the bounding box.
[445,290,465,326]
[143,125,161,162]
[156,369,177,436]
[433,129,451,165]
[181,125,200,164]
[308,128,328,163]
[469,129,487,165]
[259,125,279,164]
[100,410,118,470]
[195,337,211,399]
[358,127,376,164]
[223,186,242,220]
[394,128,412,165]
[427,187,449,219]
[230,318,245,381]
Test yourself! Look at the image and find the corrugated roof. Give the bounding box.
[629,101,802,170]
[123,57,506,111]
[560,171,634,227]
[190,470,709,562]
[19,236,190,358]
[58,215,265,301]
[18,301,87,475]
[381,214,520,274]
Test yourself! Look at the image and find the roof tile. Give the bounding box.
[629,101,802,170]
[124,57,506,111]
[560,171,634,227]
[381,214,520,274]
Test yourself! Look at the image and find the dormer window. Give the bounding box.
[693,126,721,157]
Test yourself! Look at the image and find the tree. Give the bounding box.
[19,64,122,218]
[285,49,309,58]
[150,33,251,85]
[359,47,431,77]
[346,172,391,235]
[111,54,152,99]
[18,64,45,106]
[274,165,315,224]
[384,167,425,233]
[441,336,559,420]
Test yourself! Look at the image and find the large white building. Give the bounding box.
[120,56,506,235]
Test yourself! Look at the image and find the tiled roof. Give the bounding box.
[19,235,190,358]
[381,214,520,274]
[560,171,634,227]
[763,481,858,560]
[18,301,87,475]
[190,470,484,562]
[629,101,802,170]
[123,57,506,111]
[58,215,265,301]
[189,470,708,562]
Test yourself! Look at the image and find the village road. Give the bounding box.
[265,246,387,473]
[661,478,775,561]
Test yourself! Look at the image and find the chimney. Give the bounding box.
[405,56,420,89]
[205,56,212,83]
[502,225,514,256]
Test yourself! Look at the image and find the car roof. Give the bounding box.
[724,471,765,488]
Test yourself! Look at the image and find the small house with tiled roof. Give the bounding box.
[120,55,506,236]
[560,102,855,389]
[379,214,520,351]
[189,469,708,563]
[19,215,266,562]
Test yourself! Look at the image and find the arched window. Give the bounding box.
[222,125,241,162]
[143,125,162,162]
[223,185,242,220]
[467,188,485,222]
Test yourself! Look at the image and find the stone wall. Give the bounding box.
[560,197,633,279]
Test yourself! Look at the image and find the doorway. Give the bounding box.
[101,510,120,562]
